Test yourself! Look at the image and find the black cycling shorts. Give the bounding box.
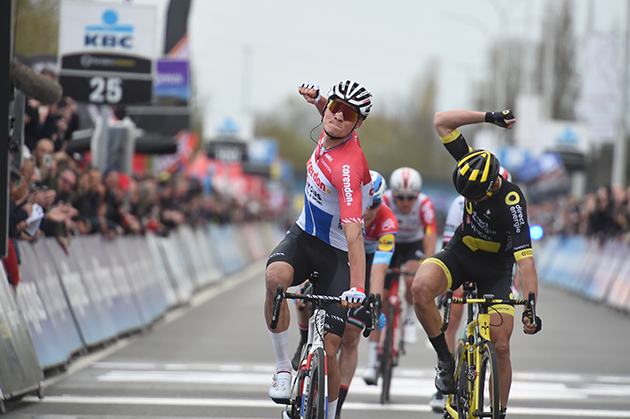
[384,239,424,289]
[424,240,514,314]
[267,224,351,337]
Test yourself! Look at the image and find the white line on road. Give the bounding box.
[20,395,630,417]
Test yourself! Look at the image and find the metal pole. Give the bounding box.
[0,0,13,259]
[612,0,630,188]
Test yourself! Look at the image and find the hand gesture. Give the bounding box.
[485,110,515,129]
[298,81,320,104]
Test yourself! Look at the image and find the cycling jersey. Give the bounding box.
[364,203,397,266]
[297,131,372,251]
[440,129,533,261]
[382,190,437,243]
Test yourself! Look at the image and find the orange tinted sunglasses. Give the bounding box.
[327,99,359,122]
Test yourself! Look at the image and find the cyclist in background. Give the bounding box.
[382,167,438,344]
[412,109,542,419]
[265,80,373,418]
[428,165,513,413]
[336,170,397,418]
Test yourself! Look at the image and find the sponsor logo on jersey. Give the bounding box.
[510,204,525,233]
[382,218,396,231]
[377,233,395,252]
[342,164,353,206]
[306,159,326,192]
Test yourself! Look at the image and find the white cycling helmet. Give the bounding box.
[390,167,422,196]
[327,79,373,119]
[499,166,512,182]
[370,170,387,205]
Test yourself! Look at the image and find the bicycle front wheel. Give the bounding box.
[478,341,500,419]
[379,303,395,404]
[304,347,326,419]
[455,339,470,419]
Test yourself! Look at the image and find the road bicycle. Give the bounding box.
[440,282,536,419]
[378,267,415,404]
[270,273,376,419]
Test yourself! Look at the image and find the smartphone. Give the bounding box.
[43,154,52,169]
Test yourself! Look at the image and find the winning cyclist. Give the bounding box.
[428,165,513,413]
[382,167,438,344]
[411,109,542,419]
[336,170,397,418]
[265,80,373,418]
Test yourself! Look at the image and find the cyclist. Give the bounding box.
[336,170,397,418]
[428,165,513,413]
[411,109,542,419]
[265,80,373,418]
[382,167,438,344]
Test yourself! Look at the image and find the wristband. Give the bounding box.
[313,94,321,105]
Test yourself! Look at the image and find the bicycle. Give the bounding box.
[378,267,415,404]
[440,282,537,419]
[270,273,376,419]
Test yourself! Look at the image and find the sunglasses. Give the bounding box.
[395,194,417,201]
[327,99,359,122]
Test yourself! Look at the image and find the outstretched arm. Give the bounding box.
[434,109,515,138]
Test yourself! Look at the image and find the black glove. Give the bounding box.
[522,309,542,334]
[485,110,515,128]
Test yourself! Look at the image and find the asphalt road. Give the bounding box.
[4,259,630,419]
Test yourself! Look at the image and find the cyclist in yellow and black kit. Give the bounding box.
[411,109,542,419]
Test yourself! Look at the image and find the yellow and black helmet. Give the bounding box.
[452,150,500,200]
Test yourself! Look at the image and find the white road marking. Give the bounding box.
[20,395,630,417]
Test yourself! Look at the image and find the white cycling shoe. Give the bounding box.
[269,371,292,404]
[363,365,378,385]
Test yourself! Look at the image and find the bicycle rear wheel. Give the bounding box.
[303,347,326,419]
[379,303,395,404]
[478,341,500,419]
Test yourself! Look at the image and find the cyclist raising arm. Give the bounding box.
[265,80,373,417]
[411,109,542,419]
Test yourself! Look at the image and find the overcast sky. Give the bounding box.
[187,0,628,119]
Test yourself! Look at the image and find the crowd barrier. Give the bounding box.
[535,235,630,313]
[1,222,284,410]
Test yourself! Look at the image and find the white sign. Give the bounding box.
[204,113,254,142]
[59,1,157,58]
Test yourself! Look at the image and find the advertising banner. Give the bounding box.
[42,239,117,346]
[0,268,43,400]
[58,1,157,104]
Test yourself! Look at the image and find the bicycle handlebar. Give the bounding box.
[269,284,376,337]
[440,289,537,331]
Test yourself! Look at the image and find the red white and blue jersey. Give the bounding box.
[383,190,438,243]
[297,131,372,251]
[365,203,398,265]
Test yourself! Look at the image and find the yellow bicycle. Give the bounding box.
[440,282,536,419]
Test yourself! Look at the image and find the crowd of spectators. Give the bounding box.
[4,84,286,291]
[528,184,630,244]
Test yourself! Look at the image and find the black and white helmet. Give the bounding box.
[327,79,373,119]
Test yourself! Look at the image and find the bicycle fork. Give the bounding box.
[299,308,328,419]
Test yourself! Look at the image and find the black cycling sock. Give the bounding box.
[429,333,451,361]
[336,386,348,415]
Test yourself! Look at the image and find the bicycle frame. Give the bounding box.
[441,286,536,419]
[270,282,376,419]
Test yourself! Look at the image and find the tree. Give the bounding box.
[14,0,59,57]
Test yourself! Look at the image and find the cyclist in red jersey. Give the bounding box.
[265,80,373,418]
[411,109,542,419]
[382,167,438,344]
